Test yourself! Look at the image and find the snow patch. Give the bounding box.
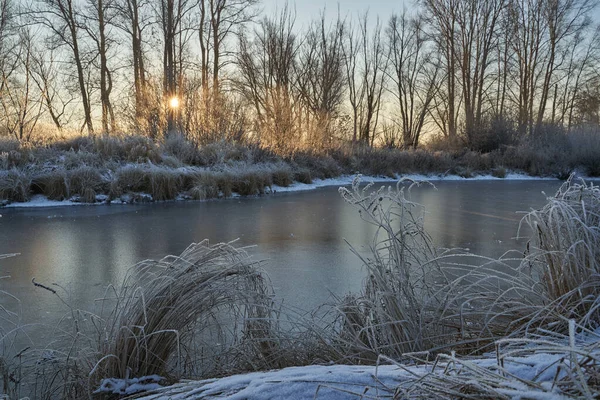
[94,375,165,396]
[132,348,581,400]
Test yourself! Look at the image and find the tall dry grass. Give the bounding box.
[333,175,600,363]
[334,177,457,361]
[92,241,276,383]
[518,176,600,329]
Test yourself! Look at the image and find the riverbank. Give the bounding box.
[0,133,595,207]
[1,171,559,208]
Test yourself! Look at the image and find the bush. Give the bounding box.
[271,164,293,187]
[568,127,600,176]
[232,169,272,196]
[95,135,161,163]
[491,166,507,178]
[114,165,148,193]
[470,117,517,153]
[293,168,312,184]
[291,151,341,179]
[190,173,221,199]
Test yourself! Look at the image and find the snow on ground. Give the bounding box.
[120,346,583,399]
[1,173,560,209]
[4,194,81,208]
[265,172,558,193]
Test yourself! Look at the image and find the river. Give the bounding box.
[0,179,563,329]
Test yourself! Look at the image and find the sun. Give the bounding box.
[169,96,180,109]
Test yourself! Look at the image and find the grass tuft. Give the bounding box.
[31,169,69,200]
[0,169,31,202]
[94,241,275,381]
[518,175,600,328]
[68,166,106,202]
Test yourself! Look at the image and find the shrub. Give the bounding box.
[0,150,26,169]
[568,127,600,176]
[162,134,202,165]
[491,166,507,178]
[115,165,148,193]
[291,151,342,179]
[0,137,20,153]
[271,164,293,187]
[232,169,272,196]
[215,171,234,197]
[95,135,161,163]
[293,168,312,184]
[469,117,517,152]
[50,136,94,152]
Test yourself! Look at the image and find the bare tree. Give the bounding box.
[535,0,595,129]
[30,47,75,130]
[198,0,258,91]
[115,0,151,129]
[386,12,440,149]
[83,0,118,133]
[35,0,95,135]
[1,30,45,141]
[234,5,300,152]
[342,12,387,146]
[422,0,459,139]
[424,0,506,145]
[159,0,196,135]
[296,11,345,148]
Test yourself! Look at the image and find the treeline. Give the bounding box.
[0,0,599,152]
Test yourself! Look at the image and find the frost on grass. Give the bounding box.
[91,240,276,383]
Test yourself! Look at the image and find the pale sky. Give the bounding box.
[262,0,600,29]
[260,0,413,28]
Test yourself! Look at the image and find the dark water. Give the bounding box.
[0,180,563,328]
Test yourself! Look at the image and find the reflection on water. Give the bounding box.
[0,180,562,328]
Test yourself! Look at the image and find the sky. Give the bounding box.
[261,0,412,28]
[262,0,600,29]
